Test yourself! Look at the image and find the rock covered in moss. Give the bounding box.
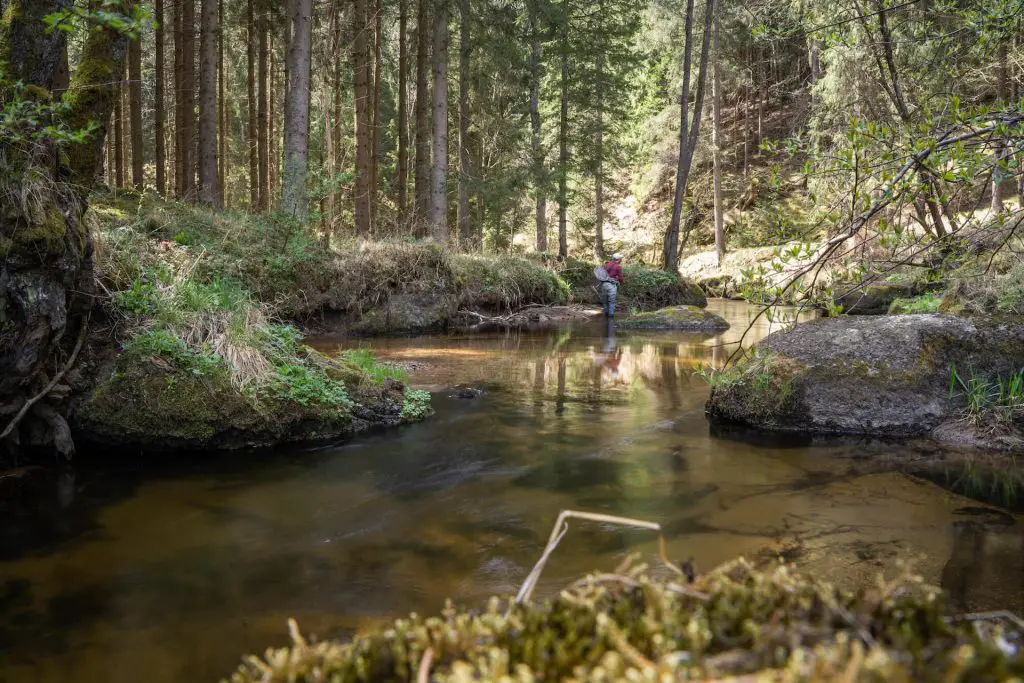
[224,558,1024,682]
[618,306,730,332]
[71,345,423,451]
[706,314,1024,437]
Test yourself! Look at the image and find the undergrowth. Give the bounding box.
[889,291,943,314]
[948,364,1024,432]
[341,348,409,384]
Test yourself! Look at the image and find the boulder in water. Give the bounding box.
[706,314,1024,437]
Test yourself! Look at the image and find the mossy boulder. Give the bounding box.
[706,315,1024,437]
[71,348,415,451]
[835,283,920,315]
[619,305,730,332]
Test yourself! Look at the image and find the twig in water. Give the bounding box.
[514,510,683,605]
[416,647,434,683]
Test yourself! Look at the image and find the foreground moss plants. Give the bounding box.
[225,557,1024,682]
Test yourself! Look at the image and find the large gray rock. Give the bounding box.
[706,315,1024,437]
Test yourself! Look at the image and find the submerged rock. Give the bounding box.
[706,314,1024,437]
[618,305,730,331]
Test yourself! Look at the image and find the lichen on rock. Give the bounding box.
[618,305,730,332]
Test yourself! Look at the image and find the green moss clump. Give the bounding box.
[619,306,729,331]
[708,352,801,425]
[12,206,68,255]
[224,558,1024,682]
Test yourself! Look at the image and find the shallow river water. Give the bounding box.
[1,301,1021,683]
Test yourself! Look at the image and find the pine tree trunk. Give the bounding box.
[218,0,227,206]
[182,0,197,199]
[332,3,343,230]
[257,0,270,209]
[155,0,167,195]
[199,0,221,207]
[457,0,471,248]
[371,0,383,232]
[712,11,725,266]
[282,0,314,217]
[174,0,184,196]
[115,75,124,187]
[529,0,546,253]
[269,36,277,203]
[593,2,604,261]
[557,17,568,260]
[429,0,449,243]
[353,0,372,235]
[414,0,432,232]
[247,0,259,208]
[398,0,410,224]
[129,31,144,188]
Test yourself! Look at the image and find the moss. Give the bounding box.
[12,206,68,255]
[709,352,803,425]
[63,27,123,187]
[0,235,12,258]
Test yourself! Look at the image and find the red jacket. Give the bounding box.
[604,261,624,285]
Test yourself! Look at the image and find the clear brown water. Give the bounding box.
[1,301,1021,683]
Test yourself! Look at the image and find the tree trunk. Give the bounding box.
[711,11,725,266]
[129,29,144,188]
[257,0,270,209]
[198,0,221,207]
[528,0,546,253]
[663,0,715,272]
[282,0,314,217]
[414,0,432,232]
[398,0,410,224]
[353,0,372,235]
[182,0,197,199]
[269,36,277,203]
[593,1,604,260]
[1,2,128,456]
[218,0,227,206]
[429,0,449,243]
[174,0,184,196]
[247,0,259,208]
[155,0,167,195]
[371,0,383,232]
[115,73,124,187]
[557,13,568,260]
[457,0,471,248]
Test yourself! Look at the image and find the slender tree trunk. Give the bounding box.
[457,0,471,247]
[353,0,372,235]
[174,0,184,196]
[371,0,383,232]
[529,0,546,253]
[114,75,124,187]
[333,3,343,229]
[269,35,277,203]
[429,0,449,243]
[257,0,270,209]
[557,11,568,260]
[711,11,724,265]
[594,9,604,261]
[198,0,221,207]
[663,0,715,272]
[398,0,410,224]
[155,0,167,195]
[282,0,314,217]
[414,0,432,231]
[128,28,143,188]
[247,0,259,208]
[218,0,227,206]
[182,0,196,199]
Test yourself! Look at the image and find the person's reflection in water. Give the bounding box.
[599,318,623,382]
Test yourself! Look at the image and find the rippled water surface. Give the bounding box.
[1,301,1021,683]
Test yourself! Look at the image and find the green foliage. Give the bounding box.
[949,365,1024,429]
[267,364,353,410]
[400,389,432,421]
[123,329,222,376]
[0,72,97,148]
[889,292,943,315]
[114,276,159,317]
[452,254,570,310]
[340,348,408,385]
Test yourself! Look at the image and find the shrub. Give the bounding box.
[889,292,943,314]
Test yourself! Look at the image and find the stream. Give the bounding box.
[1,300,1021,683]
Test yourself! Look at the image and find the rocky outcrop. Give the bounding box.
[619,306,730,332]
[706,315,1024,437]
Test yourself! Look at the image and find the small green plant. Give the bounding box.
[115,276,159,316]
[124,328,222,375]
[269,364,353,409]
[889,292,942,314]
[400,389,432,421]
[341,348,408,385]
[949,364,1024,428]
